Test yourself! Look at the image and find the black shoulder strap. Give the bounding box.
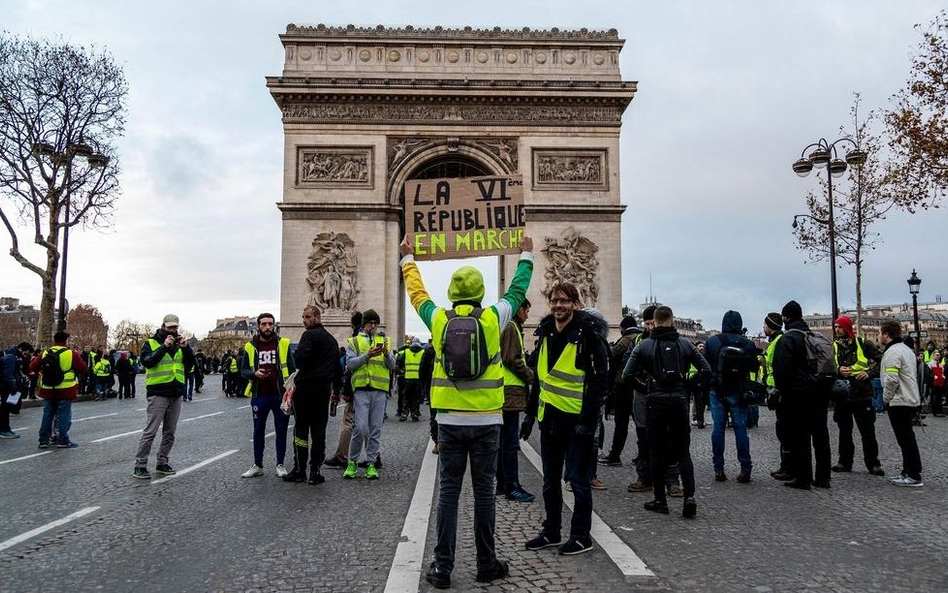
[446,310,457,320]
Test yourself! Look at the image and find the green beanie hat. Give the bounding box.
[447,266,485,303]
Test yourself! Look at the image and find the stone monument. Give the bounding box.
[267,24,637,342]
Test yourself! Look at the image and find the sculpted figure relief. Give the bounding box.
[306,232,360,311]
[541,227,600,307]
[299,149,369,183]
[537,154,602,183]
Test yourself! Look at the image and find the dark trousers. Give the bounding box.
[606,391,633,459]
[429,405,438,443]
[496,410,521,491]
[691,388,707,425]
[887,406,922,480]
[931,385,945,415]
[787,395,831,483]
[434,424,500,573]
[0,404,10,432]
[646,394,695,503]
[833,398,880,470]
[540,422,594,540]
[404,380,421,418]
[774,403,792,472]
[290,383,330,475]
[119,374,133,399]
[251,393,289,467]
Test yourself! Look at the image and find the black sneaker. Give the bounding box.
[682,497,697,519]
[282,470,306,483]
[644,500,669,514]
[38,442,51,449]
[133,467,151,480]
[525,531,561,550]
[323,457,346,469]
[308,471,325,485]
[155,464,176,475]
[475,558,509,582]
[831,464,852,473]
[597,455,622,466]
[558,537,593,556]
[375,454,382,468]
[425,563,451,590]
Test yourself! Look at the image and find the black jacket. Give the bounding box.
[623,326,711,396]
[772,318,824,398]
[526,310,609,432]
[835,337,881,401]
[293,323,343,392]
[140,329,192,398]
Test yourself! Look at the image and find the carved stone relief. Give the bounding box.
[541,226,600,307]
[306,232,361,312]
[296,146,373,188]
[387,136,519,177]
[532,148,608,190]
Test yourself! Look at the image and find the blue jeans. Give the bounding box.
[39,399,72,445]
[710,390,751,474]
[186,375,195,398]
[496,410,521,491]
[251,394,288,467]
[434,423,500,573]
[871,378,884,413]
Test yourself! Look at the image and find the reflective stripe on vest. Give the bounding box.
[764,334,783,387]
[834,338,870,372]
[229,357,238,373]
[430,305,504,413]
[537,340,585,421]
[502,321,527,389]
[243,337,291,396]
[93,360,111,377]
[38,347,77,390]
[144,339,185,386]
[349,334,391,392]
[403,348,424,380]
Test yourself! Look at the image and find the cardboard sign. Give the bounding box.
[405,175,525,261]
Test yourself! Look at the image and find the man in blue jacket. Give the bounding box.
[703,311,758,483]
[1,342,34,439]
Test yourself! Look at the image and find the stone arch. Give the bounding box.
[388,142,511,207]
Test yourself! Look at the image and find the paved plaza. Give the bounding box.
[1,379,947,592]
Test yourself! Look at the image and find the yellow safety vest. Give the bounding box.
[242,337,291,397]
[93,359,111,378]
[764,334,783,387]
[537,340,585,421]
[430,305,504,413]
[348,334,392,392]
[834,338,869,373]
[403,348,424,381]
[228,357,238,373]
[39,347,77,390]
[502,321,527,389]
[144,339,185,386]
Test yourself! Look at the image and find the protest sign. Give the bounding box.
[404,175,525,261]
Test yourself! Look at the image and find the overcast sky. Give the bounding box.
[3,1,946,338]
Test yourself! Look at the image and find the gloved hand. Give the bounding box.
[519,416,535,440]
[574,423,596,436]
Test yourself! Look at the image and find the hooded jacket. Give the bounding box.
[703,311,758,393]
[772,318,824,397]
[623,326,711,396]
[526,309,610,431]
[881,340,921,407]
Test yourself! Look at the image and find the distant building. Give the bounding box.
[207,316,259,340]
[0,297,41,344]
[804,298,948,346]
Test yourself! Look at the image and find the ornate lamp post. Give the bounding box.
[30,137,110,333]
[908,269,922,350]
[792,138,867,320]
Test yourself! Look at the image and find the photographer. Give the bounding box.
[132,314,193,480]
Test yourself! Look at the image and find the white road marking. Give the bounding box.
[91,429,142,443]
[0,451,53,466]
[521,441,654,577]
[181,411,225,423]
[0,506,100,552]
[384,439,439,593]
[236,405,251,410]
[135,408,146,412]
[12,426,30,431]
[73,413,119,422]
[151,449,239,485]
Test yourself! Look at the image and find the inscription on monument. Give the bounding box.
[296,146,373,187]
[533,149,608,190]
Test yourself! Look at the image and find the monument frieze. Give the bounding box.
[296,146,374,188]
[532,148,608,190]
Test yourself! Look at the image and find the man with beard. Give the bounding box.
[239,313,296,479]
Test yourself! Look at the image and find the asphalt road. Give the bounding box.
[1,378,947,592]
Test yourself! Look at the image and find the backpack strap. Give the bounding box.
[445,310,457,320]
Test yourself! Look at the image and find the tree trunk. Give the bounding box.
[36,206,62,347]
[855,257,863,339]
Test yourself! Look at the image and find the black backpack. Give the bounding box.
[441,309,490,381]
[652,338,686,391]
[716,335,755,390]
[41,348,66,386]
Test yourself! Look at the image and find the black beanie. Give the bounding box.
[765,312,782,331]
[362,309,381,325]
[781,300,803,320]
[620,316,637,330]
[642,305,657,321]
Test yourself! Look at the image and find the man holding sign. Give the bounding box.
[400,228,533,590]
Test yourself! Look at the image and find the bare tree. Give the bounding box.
[66,303,109,349]
[794,96,898,337]
[886,10,948,210]
[110,318,153,353]
[0,33,127,344]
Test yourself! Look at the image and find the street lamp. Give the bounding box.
[908,269,922,350]
[30,135,110,333]
[791,137,867,320]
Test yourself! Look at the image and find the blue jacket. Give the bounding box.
[703,311,757,394]
[1,346,25,396]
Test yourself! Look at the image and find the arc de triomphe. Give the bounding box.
[267,24,637,342]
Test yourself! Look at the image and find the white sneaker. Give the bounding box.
[241,464,263,478]
[275,464,288,478]
[890,475,924,487]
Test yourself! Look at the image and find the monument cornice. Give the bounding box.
[278,202,626,222]
[282,24,624,45]
[267,76,637,95]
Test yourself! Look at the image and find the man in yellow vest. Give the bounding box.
[397,337,427,422]
[762,313,793,481]
[239,313,296,480]
[497,298,535,502]
[92,354,112,401]
[133,314,191,480]
[342,309,395,480]
[521,281,609,555]
[401,233,534,589]
[832,315,884,476]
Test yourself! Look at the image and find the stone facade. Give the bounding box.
[268,25,637,343]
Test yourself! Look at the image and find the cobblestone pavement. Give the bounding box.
[1,382,947,592]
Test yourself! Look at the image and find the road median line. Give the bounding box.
[0,506,100,553]
[151,449,239,485]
